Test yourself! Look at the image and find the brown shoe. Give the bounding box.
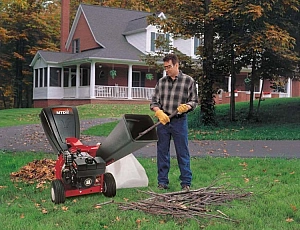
[158,184,169,190]
[181,185,190,192]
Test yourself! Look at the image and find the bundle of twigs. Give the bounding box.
[117,183,252,223]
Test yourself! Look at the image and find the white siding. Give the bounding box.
[33,87,64,99]
[78,86,90,98]
[34,57,48,69]
[47,87,64,99]
[173,38,193,57]
[33,88,47,99]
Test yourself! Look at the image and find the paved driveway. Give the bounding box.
[0,118,299,159]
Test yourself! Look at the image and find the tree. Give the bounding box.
[0,0,60,108]
[146,0,220,125]
[210,0,300,121]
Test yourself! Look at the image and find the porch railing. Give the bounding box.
[95,85,154,100]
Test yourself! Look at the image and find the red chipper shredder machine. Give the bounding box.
[40,106,158,204]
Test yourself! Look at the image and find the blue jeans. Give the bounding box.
[156,114,192,187]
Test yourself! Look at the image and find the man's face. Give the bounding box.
[163,60,179,78]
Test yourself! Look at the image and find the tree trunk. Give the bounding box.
[247,55,256,119]
[13,39,24,108]
[200,0,215,125]
[0,89,7,109]
[229,44,236,122]
[255,78,264,120]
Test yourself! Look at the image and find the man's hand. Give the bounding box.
[177,104,190,114]
[155,110,170,125]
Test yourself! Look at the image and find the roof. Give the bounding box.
[32,5,154,66]
[29,50,74,66]
[123,16,150,35]
[67,5,151,62]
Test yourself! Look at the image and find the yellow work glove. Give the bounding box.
[177,104,190,114]
[155,110,170,125]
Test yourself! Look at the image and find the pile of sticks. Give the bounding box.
[118,184,252,222]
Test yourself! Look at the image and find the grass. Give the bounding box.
[1,151,299,229]
[80,98,300,140]
[1,98,299,140]
[0,98,300,229]
[0,104,151,128]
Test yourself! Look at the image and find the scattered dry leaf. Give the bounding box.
[244,178,250,183]
[136,218,141,227]
[290,204,297,212]
[41,209,48,214]
[286,217,294,222]
[20,213,25,219]
[61,206,68,211]
[239,162,248,168]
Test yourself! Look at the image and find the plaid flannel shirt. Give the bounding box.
[150,71,198,115]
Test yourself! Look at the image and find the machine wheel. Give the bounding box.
[51,179,66,204]
[103,173,116,198]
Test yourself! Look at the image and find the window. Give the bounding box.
[73,39,80,53]
[132,71,145,87]
[34,69,38,88]
[151,32,170,52]
[194,36,204,55]
[63,68,69,87]
[50,67,61,87]
[71,73,76,86]
[80,68,90,86]
[39,69,43,87]
[44,67,48,87]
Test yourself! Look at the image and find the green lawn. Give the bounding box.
[0,98,300,229]
[0,151,299,229]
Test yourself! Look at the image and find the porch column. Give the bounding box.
[37,68,40,88]
[90,61,96,98]
[47,66,50,97]
[76,64,80,98]
[60,68,64,88]
[127,64,133,99]
[287,77,291,97]
[228,75,231,92]
[68,68,71,87]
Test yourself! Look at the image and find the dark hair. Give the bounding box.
[163,54,179,65]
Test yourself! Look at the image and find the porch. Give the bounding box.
[63,85,155,100]
[215,90,289,104]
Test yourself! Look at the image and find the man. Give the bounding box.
[150,53,198,191]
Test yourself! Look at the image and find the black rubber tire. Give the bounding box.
[51,179,66,204]
[103,173,116,197]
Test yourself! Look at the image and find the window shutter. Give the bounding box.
[194,37,198,54]
[166,33,170,52]
[151,32,155,51]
